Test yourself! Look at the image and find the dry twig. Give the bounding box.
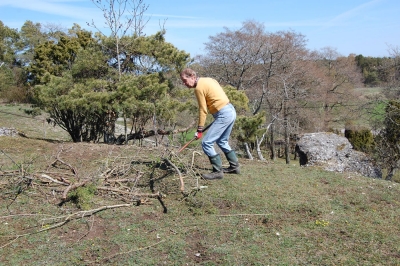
[85,239,166,264]
[163,158,184,192]
[0,204,133,249]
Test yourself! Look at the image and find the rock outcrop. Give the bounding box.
[0,127,19,137]
[295,132,382,178]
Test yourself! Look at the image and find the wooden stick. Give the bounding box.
[163,158,184,192]
[177,122,213,153]
[0,204,133,249]
[177,137,196,153]
[37,174,70,186]
[216,213,270,217]
[87,239,166,264]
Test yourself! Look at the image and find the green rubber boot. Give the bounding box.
[223,150,240,174]
[202,154,224,180]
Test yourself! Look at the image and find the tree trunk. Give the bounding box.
[284,116,290,164]
[284,97,290,164]
[256,136,265,161]
[123,112,128,145]
[153,114,158,147]
[270,124,276,160]
[386,166,396,181]
[256,118,275,161]
[285,136,290,164]
[244,142,253,160]
[116,36,121,80]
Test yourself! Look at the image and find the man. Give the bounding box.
[180,68,240,180]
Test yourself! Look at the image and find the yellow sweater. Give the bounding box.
[194,77,230,127]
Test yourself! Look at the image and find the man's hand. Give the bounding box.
[194,131,202,139]
[195,125,203,139]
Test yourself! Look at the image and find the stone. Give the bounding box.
[0,127,19,137]
[295,132,381,179]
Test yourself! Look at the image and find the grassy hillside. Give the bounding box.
[1,104,399,265]
[0,103,70,141]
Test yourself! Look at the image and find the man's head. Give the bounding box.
[180,68,197,88]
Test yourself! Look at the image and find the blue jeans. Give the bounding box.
[202,103,236,157]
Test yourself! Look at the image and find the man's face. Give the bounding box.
[181,75,197,88]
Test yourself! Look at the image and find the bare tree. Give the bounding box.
[198,20,266,90]
[247,30,312,162]
[265,38,313,163]
[89,0,150,80]
[381,45,400,99]
[312,48,363,130]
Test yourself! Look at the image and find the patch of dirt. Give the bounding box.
[55,216,109,244]
[213,199,236,214]
[184,229,223,264]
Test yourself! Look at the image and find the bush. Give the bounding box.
[68,184,97,210]
[2,86,31,103]
[344,127,375,153]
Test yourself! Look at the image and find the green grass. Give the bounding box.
[353,87,383,96]
[1,143,399,265]
[0,103,70,141]
[1,103,399,265]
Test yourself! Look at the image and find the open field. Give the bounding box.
[1,104,399,265]
[353,87,383,97]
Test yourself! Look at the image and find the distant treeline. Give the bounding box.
[355,54,393,87]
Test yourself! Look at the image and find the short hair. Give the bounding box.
[180,68,197,79]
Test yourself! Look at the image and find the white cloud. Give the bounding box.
[1,0,101,20]
[146,13,204,20]
[326,0,383,27]
[161,19,240,29]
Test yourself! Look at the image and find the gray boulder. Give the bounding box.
[0,127,19,137]
[295,132,381,178]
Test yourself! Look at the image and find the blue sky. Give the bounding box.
[1,0,399,57]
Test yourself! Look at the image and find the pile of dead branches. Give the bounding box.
[1,146,204,214]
